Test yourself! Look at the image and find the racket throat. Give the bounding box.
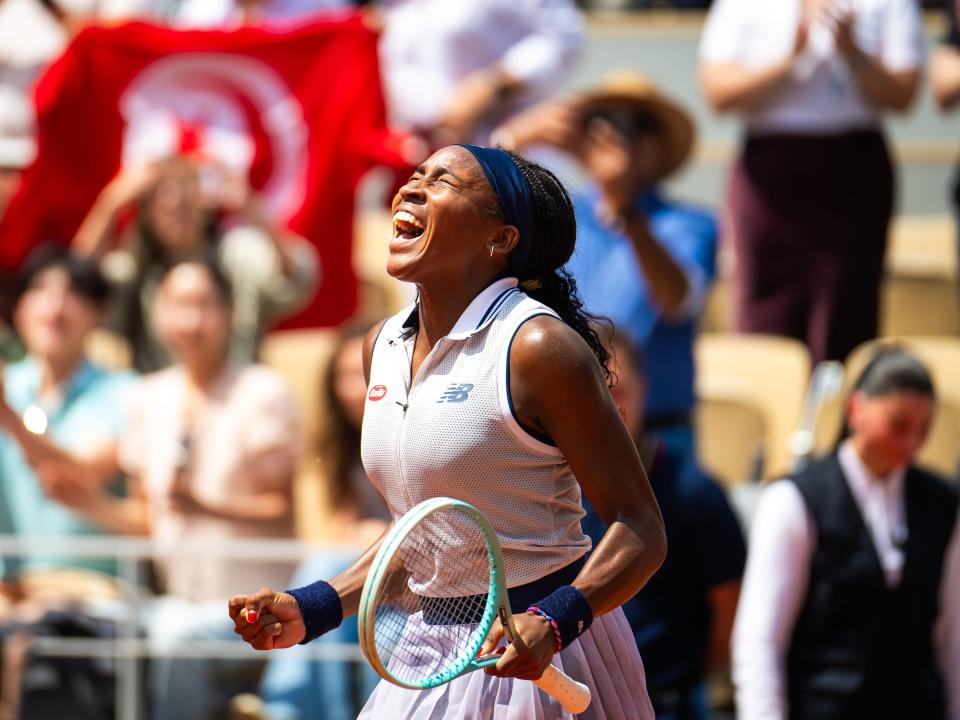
[473,605,518,669]
[498,606,515,644]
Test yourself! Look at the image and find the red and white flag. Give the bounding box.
[0,15,406,327]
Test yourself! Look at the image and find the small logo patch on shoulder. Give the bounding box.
[437,383,474,404]
[368,384,388,401]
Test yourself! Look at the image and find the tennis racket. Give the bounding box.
[358,496,591,714]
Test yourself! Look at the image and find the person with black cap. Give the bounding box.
[228,144,668,719]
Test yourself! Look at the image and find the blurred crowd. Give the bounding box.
[0,0,959,719]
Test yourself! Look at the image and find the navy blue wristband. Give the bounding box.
[286,580,343,644]
[527,585,593,650]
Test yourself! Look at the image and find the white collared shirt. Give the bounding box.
[378,0,584,138]
[360,278,591,590]
[838,442,908,586]
[698,0,923,135]
[731,440,960,719]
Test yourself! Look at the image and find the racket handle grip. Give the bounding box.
[534,664,591,714]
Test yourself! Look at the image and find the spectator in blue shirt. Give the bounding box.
[494,72,717,459]
[0,244,134,586]
[581,328,745,720]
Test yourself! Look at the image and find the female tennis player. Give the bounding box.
[229,145,666,719]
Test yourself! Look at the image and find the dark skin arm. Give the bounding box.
[229,320,392,650]
[231,316,667,667]
[482,315,666,680]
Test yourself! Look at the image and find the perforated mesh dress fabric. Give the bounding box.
[358,608,654,720]
[361,278,591,587]
[358,278,654,719]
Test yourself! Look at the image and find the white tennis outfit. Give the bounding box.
[358,278,654,720]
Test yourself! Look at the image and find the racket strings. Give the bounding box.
[370,506,496,686]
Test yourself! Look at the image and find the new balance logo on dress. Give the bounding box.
[437,383,474,404]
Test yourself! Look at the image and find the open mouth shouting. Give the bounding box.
[393,210,426,241]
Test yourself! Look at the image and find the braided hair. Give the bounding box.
[499,151,612,383]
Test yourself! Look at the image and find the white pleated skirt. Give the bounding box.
[357,607,654,720]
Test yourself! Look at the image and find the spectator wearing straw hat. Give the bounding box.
[494,71,716,460]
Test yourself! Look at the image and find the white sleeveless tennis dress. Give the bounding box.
[358,278,654,720]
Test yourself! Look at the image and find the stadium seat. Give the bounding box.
[694,378,765,489]
[917,401,960,479]
[882,277,959,338]
[261,328,338,538]
[881,214,959,337]
[695,333,811,480]
[698,244,735,334]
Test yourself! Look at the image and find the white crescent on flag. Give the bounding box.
[119,53,310,223]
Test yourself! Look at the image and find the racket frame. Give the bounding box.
[358,496,592,714]
[358,496,506,689]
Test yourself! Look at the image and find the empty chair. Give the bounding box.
[695,376,766,489]
[695,333,811,480]
[881,214,959,337]
[261,328,338,538]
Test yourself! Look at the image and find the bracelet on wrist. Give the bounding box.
[527,606,563,653]
[527,584,593,651]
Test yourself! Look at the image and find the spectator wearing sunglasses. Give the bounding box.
[493,72,716,462]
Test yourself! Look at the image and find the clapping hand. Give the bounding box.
[822,1,860,61]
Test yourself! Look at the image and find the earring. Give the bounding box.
[488,245,496,258]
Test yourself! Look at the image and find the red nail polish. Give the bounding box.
[246,610,258,623]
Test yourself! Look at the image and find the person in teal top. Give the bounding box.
[0,244,135,580]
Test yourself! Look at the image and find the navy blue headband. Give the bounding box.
[458,144,535,274]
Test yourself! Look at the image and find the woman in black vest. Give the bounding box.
[732,347,960,720]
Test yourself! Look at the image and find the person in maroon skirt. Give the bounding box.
[698,0,923,364]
